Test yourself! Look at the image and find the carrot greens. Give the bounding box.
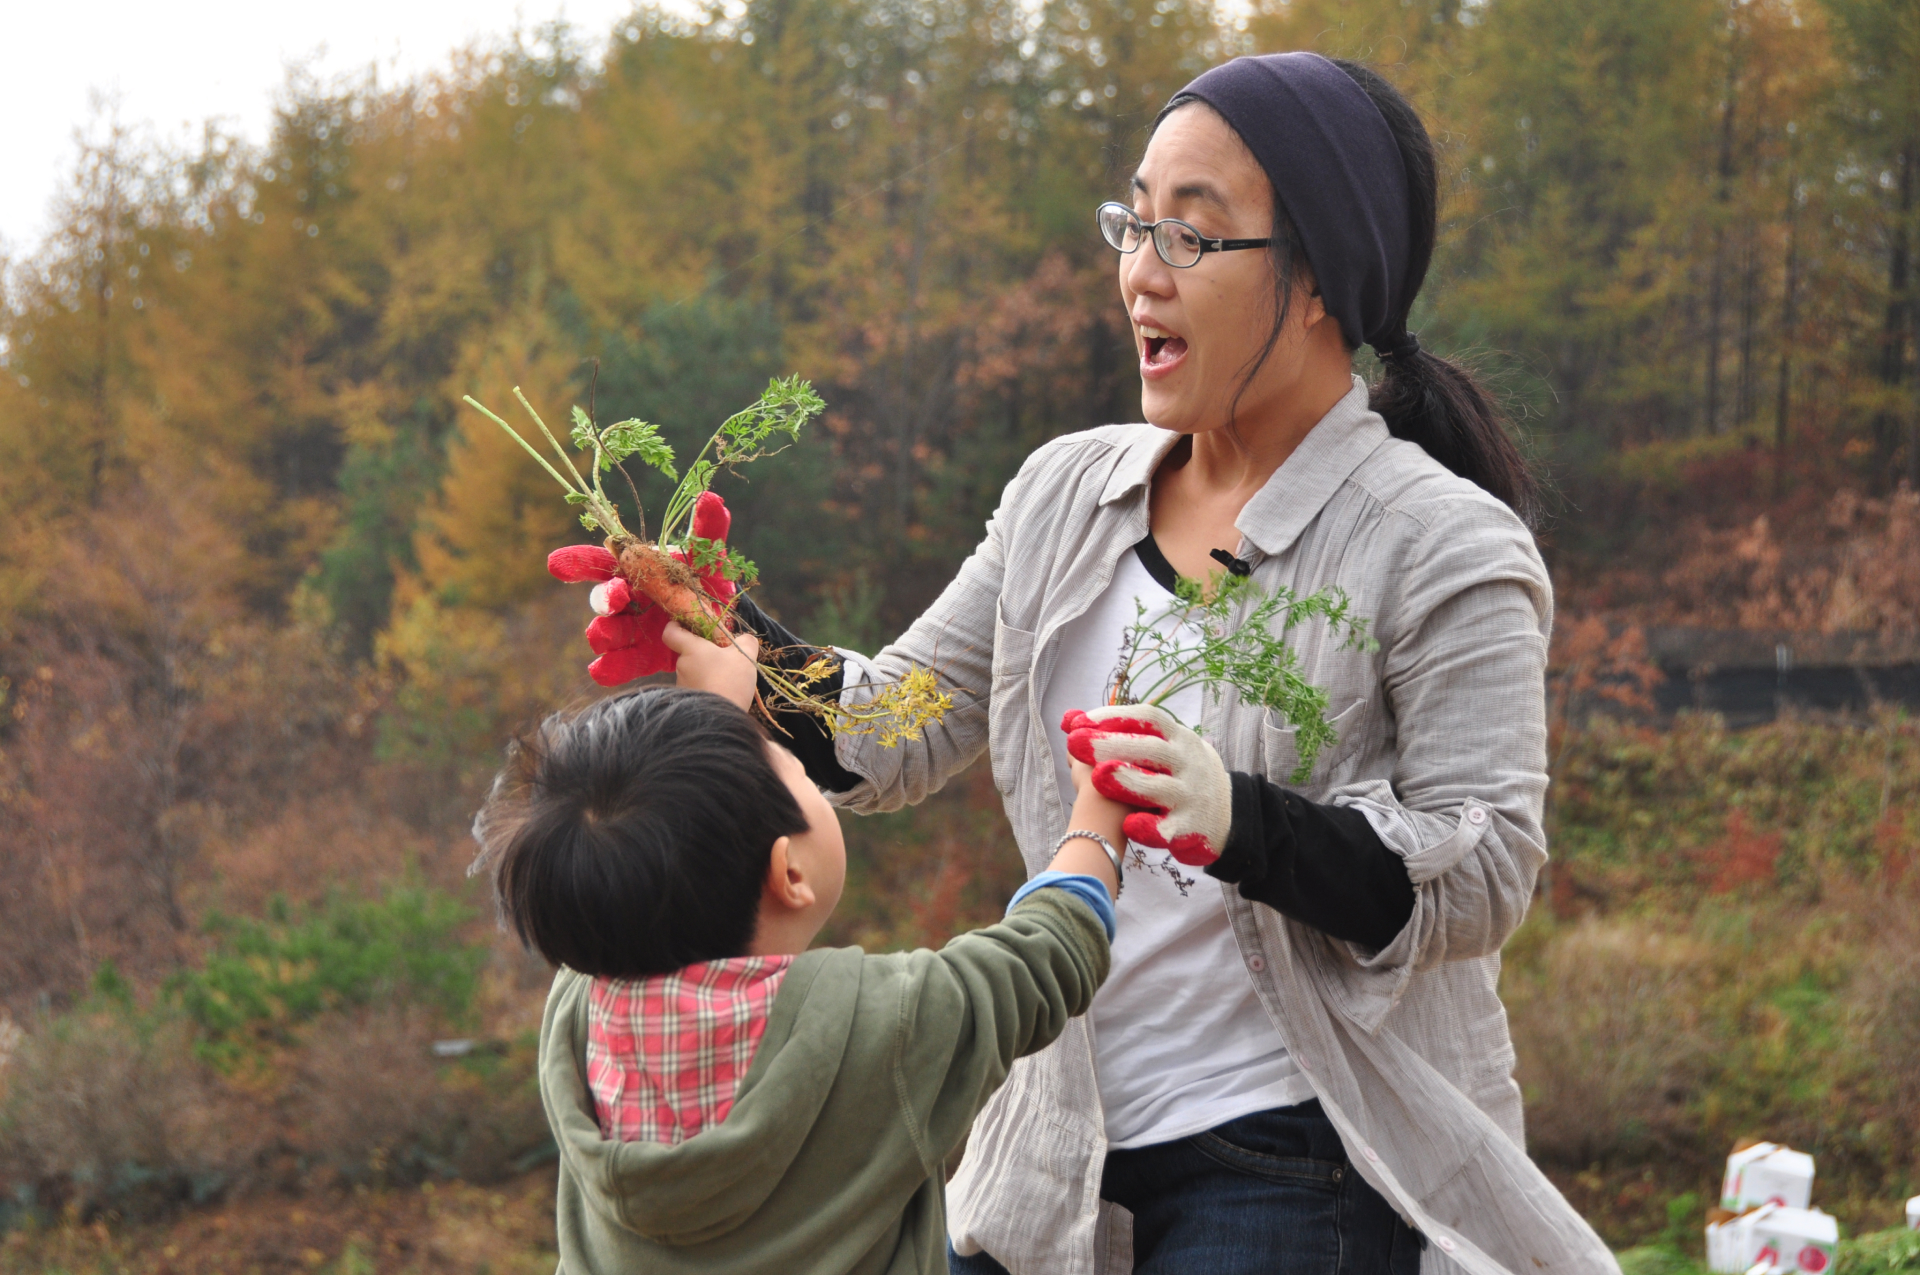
[1109,569,1376,784]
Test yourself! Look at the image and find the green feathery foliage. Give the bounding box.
[1113,570,1375,784]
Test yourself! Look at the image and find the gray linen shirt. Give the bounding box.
[829,378,1618,1275]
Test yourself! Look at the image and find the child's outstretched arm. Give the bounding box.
[877,760,1127,1180]
[997,755,1125,941]
[1045,755,1127,894]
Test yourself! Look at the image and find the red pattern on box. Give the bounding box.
[586,955,794,1145]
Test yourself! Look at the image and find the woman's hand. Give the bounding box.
[1062,704,1231,866]
[667,623,761,710]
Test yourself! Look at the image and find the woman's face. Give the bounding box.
[1122,103,1329,437]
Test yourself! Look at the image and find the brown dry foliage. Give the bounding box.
[0,618,364,1009]
[294,1005,548,1189]
[1506,870,1920,1239]
[1548,614,1664,746]
[1505,920,1718,1166]
[1702,809,1786,893]
[1633,487,1920,633]
[0,1173,561,1274]
[0,1009,268,1217]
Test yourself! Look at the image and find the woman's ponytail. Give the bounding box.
[1331,60,1543,528]
[1372,345,1542,527]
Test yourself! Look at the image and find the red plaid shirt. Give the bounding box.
[585,955,794,1145]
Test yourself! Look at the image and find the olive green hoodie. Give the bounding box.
[537,889,1110,1275]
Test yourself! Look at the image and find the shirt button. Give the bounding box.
[1247,955,1267,973]
[1466,806,1488,826]
[1363,1146,1380,1163]
[1437,1237,1456,1253]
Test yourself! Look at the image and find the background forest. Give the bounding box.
[3,0,1920,1269]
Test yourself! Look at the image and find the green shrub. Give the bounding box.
[1839,1226,1920,1273]
[1617,1226,1920,1275]
[167,885,486,1067]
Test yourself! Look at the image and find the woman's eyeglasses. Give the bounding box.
[1096,201,1272,269]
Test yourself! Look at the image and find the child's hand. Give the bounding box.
[1046,750,1130,894]
[1069,755,1099,795]
[1066,757,1129,846]
[665,622,761,710]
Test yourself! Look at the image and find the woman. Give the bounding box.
[601,51,1615,1275]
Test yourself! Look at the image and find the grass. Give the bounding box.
[4,713,1918,1266]
[1514,712,1920,1248]
[0,1171,1911,1273]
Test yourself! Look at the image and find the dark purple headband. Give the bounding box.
[1170,53,1412,357]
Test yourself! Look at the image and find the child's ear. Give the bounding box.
[764,836,817,911]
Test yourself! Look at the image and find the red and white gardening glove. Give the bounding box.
[1061,703,1232,867]
[546,491,739,687]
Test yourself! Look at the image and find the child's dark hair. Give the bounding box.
[473,688,809,978]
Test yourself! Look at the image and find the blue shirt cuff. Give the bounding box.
[1007,871,1117,941]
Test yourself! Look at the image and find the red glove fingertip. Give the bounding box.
[589,644,674,686]
[590,577,632,615]
[586,608,667,656]
[1165,833,1221,868]
[549,544,620,583]
[1060,709,1093,734]
[1121,810,1169,850]
[1066,729,1097,766]
[691,491,731,542]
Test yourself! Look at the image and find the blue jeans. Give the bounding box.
[948,1101,1424,1275]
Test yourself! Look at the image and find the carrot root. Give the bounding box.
[616,540,730,645]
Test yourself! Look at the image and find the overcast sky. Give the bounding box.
[0,0,648,259]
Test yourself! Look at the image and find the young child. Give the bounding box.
[473,624,1126,1275]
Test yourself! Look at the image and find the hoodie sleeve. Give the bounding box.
[882,889,1111,1180]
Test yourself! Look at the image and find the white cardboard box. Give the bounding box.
[1706,1204,1840,1274]
[1751,1205,1839,1273]
[1708,1205,1773,1273]
[1721,1142,1816,1212]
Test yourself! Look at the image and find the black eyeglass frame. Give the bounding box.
[1096,201,1273,268]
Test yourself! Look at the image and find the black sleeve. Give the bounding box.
[731,595,864,793]
[1204,772,1415,951]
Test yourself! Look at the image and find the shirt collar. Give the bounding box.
[1099,425,1185,506]
[1095,376,1390,559]
[1236,376,1388,558]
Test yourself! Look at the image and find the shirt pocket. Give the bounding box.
[988,610,1038,797]
[1261,697,1368,789]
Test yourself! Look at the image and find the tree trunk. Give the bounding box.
[1705,41,1740,434]
[1738,232,1760,428]
[1874,140,1915,491]
[86,148,123,504]
[1774,143,1801,503]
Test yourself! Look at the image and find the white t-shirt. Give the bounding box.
[1039,544,1316,1149]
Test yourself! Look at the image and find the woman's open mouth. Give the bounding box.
[1138,323,1189,379]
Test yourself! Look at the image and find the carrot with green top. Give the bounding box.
[464,377,954,747]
